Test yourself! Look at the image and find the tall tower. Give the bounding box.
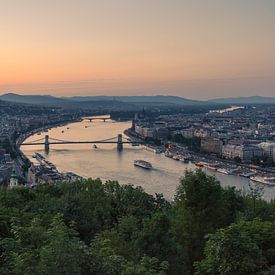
[117,134,123,151]
[45,135,49,153]
[9,166,19,188]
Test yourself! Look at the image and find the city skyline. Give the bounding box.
[1,0,275,99]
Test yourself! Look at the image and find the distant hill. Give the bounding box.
[0,93,67,106]
[208,96,275,104]
[69,95,203,105]
[2,93,274,108]
[0,93,204,107]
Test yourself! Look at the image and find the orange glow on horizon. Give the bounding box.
[0,0,274,98]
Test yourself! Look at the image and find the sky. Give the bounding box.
[0,0,274,99]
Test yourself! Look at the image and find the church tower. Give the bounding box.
[9,167,19,188]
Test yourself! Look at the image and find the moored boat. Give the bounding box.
[204,163,218,170]
[180,157,189,163]
[173,155,181,161]
[250,176,275,186]
[134,160,152,170]
[217,168,232,175]
[164,151,173,158]
[195,161,204,168]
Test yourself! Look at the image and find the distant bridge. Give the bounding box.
[21,134,143,152]
[83,116,111,122]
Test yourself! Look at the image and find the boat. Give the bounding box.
[195,161,204,168]
[250,176,275,186]
[240,172,255,178]
[131,142,140,147]
[173,155,181,161]
[34,153,45,161]
[142,145,161,154]
[204,163,218,170]
[134,160,152,170]
[180,157,189,163]
[164,151,173,158]
[217,168,231,175]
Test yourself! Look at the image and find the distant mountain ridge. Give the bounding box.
[0,93,66,106]
[0,93,275,107]
[68,95,203,105]
[208,96,275,104]
[0,93,203,106]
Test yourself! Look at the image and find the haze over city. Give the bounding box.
[0,0,274,99]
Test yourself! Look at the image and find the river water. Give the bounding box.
[21,117,275,201]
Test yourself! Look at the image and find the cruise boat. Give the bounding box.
[134,160,152,170]
[250,176,275,186]
[142,145,161,154]
[195,161,205,168]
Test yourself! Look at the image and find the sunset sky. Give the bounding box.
[0,0,274,99]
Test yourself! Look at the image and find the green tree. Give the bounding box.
[38,214,87,275]
[172,170,243,272]
[195,219,275,275]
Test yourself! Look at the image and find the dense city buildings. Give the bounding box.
[0,100,86,187]
[1,99,275,188]
[131,105,275,171]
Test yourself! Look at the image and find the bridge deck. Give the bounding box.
[21,141,143,146]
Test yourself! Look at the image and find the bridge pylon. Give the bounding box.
[45,135,50,153]
[117,134,123,151]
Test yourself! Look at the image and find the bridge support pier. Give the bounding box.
[117,134,123,151]
[45,135,49,153]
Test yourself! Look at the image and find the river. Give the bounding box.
[21,117,275,201]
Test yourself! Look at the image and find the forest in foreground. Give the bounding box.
[0,170,275,275]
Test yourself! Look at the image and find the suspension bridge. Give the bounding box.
[21,134,143,152]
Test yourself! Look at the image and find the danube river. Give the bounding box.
[21,118,275,201]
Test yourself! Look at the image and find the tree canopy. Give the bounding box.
[0,170,274,274]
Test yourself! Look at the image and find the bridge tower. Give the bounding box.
[117,134,123,151]
[45,135,50,153]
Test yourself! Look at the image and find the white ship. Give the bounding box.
[134,160,152,170]
[217,168,232,175]
[142,145,161,154]
[250,176,275,186]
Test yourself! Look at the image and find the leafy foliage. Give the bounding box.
[0,171,274,274]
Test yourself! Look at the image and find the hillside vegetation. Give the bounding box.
[0,170,274,274]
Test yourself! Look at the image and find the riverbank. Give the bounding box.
[15,117,82,180]
[21,120,275,200]
[124,128,275,187]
